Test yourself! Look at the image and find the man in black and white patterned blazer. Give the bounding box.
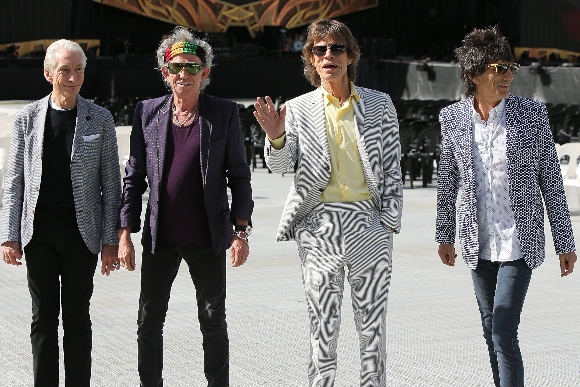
[0,40,121,386]
[254,19,402,387]
[436,26,576,387]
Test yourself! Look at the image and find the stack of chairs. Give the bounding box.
[91,97,144,183]
[238,104,273,173]
[556,142,580,211]
[93,96,143,126]
[238,105,258,170]
[548,103,580,144]
[394,99,453,188]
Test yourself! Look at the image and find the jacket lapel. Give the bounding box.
[156,96,172,185]
[352,87,380,202]
[455,99,475,181]
[353,86,366,137]
[31,96,50,166]
[199,94,211,186]
[310,88,330,164]
[504,95,518,170]
[71,95,90,161]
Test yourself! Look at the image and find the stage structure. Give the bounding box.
[96,0,379,37]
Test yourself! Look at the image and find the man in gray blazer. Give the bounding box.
[437,26,576,387]
[0,40,121,386]
[117,27,253,387]
[254,19,402,387]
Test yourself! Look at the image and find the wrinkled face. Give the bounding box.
[472,61,515,105]
[44,49,84,99]
[161,53,210,97]
[310,35,352,85]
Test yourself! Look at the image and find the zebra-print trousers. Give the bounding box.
[295,200,393,387]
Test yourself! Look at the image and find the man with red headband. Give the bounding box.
[117,27,253,386]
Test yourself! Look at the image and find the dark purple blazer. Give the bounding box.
[118,93,253,254]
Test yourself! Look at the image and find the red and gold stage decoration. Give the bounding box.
[96,0,378,36]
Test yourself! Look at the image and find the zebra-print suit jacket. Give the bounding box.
[436,95,575,269]
[0,94,121,254]
[266,86,403,242]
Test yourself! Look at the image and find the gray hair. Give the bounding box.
[156,26,214,92]
[44,39,87,74]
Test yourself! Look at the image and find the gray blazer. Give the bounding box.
[265,86,403,241]
[0,94,121,254]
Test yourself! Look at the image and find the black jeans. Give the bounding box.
[138,242,229,387]
[24,208,98,387]
[471,258,532,387]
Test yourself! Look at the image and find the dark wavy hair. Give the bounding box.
[302,19,360,87]
[455,25,514,97]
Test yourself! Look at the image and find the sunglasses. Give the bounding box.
[487,63,520,75]
[166,62,202,75]
[312,44,347,56]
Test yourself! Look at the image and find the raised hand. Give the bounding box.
[253,96,286,140]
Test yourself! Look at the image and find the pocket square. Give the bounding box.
[82,134,101,142]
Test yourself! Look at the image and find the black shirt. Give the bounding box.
[36,105,77,216]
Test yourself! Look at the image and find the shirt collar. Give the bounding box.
[49,97,76,111]
[471,98,506,122]
[321,82,360,105]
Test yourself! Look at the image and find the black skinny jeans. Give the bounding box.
[137,242,229,387]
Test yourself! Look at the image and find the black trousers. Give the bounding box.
[138,242,229,387]
[24,208,98,387]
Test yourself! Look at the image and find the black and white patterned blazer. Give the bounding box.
[436,95,575,269]
[0,94,121,254]
[265,86,403,241]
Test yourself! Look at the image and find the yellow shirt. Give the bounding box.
[319,84,370,202]
[269,83,371,202]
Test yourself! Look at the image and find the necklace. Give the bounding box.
[330,89,345,106]
[172,104,199,127]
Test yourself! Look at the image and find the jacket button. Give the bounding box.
[324,165,330,170]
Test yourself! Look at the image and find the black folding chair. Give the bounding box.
[399,123,426,188]
[415,127,441,187]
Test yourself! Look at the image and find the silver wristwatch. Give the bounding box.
[233,230,249,244]
[233,225,251,244]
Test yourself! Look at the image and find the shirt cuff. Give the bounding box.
[269,133,286,150]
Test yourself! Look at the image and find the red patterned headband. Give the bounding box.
[164,41,205,63]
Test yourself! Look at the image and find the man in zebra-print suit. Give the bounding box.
[254,19,402,387]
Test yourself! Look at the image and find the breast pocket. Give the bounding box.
[81,137,102,158]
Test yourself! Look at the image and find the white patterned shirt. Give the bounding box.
[472,99,522,261]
